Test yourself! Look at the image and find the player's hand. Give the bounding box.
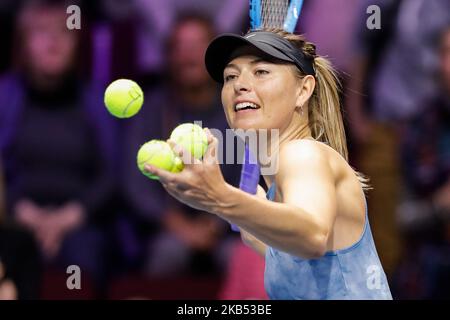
[144,128,233,214]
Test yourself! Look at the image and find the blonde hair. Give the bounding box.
[250,28,370,190]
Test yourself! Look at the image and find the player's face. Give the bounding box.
[24,8,78,77]
[221,47,302,133]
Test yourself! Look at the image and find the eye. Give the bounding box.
[224,74,237,82]
[255,69,269,76]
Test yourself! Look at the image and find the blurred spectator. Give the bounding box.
[0,0,117,288]
[1,160,42,300]
[346,0,450,277]
[393,26,450,299]
[298,0,361,161]
[299,0,361,75]
[89,0,248,82]
[133,0,248,76]
[348,0,450,142]
[121,13,241,281]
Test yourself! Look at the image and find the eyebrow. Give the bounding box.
[224,58,268,71]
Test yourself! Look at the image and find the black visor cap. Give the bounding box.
[205,31,315,83]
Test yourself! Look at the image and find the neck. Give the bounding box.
[259,108,312,188]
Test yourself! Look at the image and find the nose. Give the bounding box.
[233,72,252,94]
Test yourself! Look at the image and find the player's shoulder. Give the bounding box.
[277,138,339,184]
[279,138,328,164]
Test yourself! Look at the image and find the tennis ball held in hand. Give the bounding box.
[104,79,144,118]
[169,123,208,160]
[137,140,184,180]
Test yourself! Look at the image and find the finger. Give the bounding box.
[203,131,219,165]
[204,127,214,144]
[144,164,178,184]
[167,139,201,166]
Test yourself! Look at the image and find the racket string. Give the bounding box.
[261,0,290,29]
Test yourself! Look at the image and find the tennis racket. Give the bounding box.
[232,0,304,232]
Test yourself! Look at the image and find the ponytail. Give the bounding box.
[310,56,371,190]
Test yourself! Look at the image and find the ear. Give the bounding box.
[295,75,316,109]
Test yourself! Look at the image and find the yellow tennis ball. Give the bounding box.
[137,140,180,180]
[170,123,208,159]
[104,79,144,118]
[171,156,184,173]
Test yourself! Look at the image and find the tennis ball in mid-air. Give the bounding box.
[137,140,183,180]
[170,123,208,160]
[104,79,144,118]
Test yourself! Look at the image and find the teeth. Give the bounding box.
[235,102,260,111]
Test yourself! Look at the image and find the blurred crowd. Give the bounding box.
[0,0,449,300]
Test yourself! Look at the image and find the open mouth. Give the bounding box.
[234,102,261,112]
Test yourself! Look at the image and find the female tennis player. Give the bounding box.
[145,28,392,300]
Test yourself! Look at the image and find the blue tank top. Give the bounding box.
[264,183,393,300]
